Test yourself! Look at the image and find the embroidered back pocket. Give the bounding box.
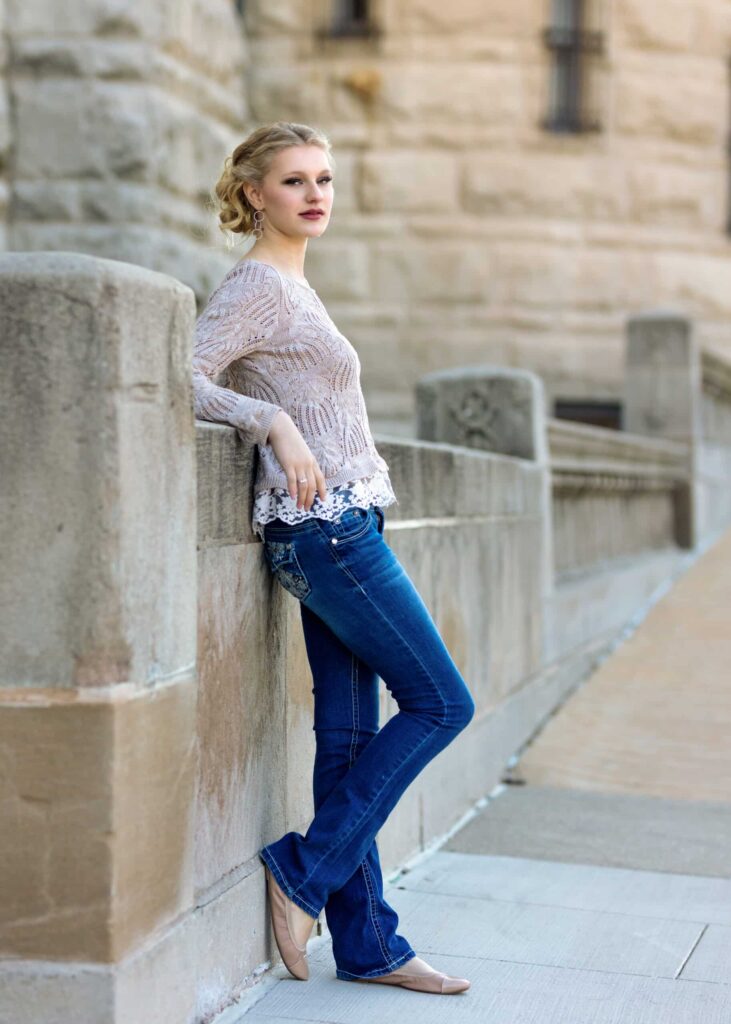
[264,539,312,602]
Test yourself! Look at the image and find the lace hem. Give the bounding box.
[252,469,398,540]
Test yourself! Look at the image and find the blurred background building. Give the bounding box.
[1,0,730,434]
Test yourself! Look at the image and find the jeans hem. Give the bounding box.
[259,847,321,919]
[335,948,417,980]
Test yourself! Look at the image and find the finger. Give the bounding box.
[304,472,316,512]
[315,465,328,502]
[296,469,310,509]
[286,467,298,502]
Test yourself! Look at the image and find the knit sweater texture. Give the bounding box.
[192,258,393,495]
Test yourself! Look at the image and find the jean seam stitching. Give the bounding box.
[289,562,457,896]
[348,650,397,971]
[318,547,450,729]
[349,651,360,768]
[361,856,398,969]
[290,720,440,900]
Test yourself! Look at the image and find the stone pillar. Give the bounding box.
[0,253,198,1022]
[624,311,700,548]
[415,364,554,653]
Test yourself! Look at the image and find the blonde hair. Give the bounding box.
[210,121,335,243]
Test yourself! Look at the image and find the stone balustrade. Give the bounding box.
[548,418,688,575]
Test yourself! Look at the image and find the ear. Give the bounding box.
[243,183,263,209]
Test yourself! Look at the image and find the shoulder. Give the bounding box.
[201,259,284,316]
[216,258,283,298]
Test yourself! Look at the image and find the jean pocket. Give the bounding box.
[328,506,373,545]
[264,539,312,602]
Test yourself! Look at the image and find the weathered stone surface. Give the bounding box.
[416,365,547,460]
[0,676,197,962]
[0,252,197,690]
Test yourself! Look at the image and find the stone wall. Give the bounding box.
[0,0,247,300]
[243,0,731,434]
[1,1,730,440]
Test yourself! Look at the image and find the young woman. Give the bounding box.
[192,121,475,995]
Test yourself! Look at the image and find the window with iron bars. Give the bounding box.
[542,0,604,133]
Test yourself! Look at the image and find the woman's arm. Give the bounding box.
[192,270,284,447]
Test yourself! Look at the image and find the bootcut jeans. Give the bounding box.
[258,503,476,981]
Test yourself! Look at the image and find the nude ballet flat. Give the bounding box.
[264,865,318,980]
[355,954,471,994]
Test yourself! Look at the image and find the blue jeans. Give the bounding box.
[258,504,476,981]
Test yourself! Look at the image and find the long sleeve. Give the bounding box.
[192,269,284,447]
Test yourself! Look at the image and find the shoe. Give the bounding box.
[264,865,318,980]
[355,954,470,994]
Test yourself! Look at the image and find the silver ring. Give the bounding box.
[297,477,307,483]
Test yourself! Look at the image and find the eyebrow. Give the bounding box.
[281,169,333,176]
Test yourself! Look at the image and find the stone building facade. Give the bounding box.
[1,0,730,434]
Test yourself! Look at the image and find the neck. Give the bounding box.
[246,242,308,281]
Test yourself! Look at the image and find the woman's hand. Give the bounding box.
[267,410,328,511]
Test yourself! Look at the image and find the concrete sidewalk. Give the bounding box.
[225,524,731,1023]
[226,826,731,1024]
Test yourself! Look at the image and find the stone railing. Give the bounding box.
[624,311,731,548]
[699,347,731,534]
[548,418,688,577]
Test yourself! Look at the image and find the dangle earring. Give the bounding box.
[253,209,264,239]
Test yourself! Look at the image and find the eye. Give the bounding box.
[284,176,334,185]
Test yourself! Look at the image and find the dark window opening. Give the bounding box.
[554,399,622,431]
[542,0,604,133]
[319,0,381,39]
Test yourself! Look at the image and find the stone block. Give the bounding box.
[416,364,548,461]
[0,252,197,690]
[0,676,197,962]
[373,244,493,303]
[194,543,288,892]
[615,67,721,146]
[7,0,169,39]
[382,65,525,127]
[390,0,540,35]
[360,151,459,213]
[624,312,700,445]
[616,0,702,51]
[463,157,630,222]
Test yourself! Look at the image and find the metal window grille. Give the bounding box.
[542,0,603,133]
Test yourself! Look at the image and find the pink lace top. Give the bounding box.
[192,258,398,538]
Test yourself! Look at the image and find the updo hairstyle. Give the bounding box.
[210,121,334,242]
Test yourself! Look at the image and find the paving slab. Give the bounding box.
[680,925,731,985]
[444,783,731,878]
[321,884,703,977]
[393,850,731,926]
[239,952,731,1024]
[231,850,731,1024]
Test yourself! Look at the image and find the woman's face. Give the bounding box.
[249,144,334,240]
